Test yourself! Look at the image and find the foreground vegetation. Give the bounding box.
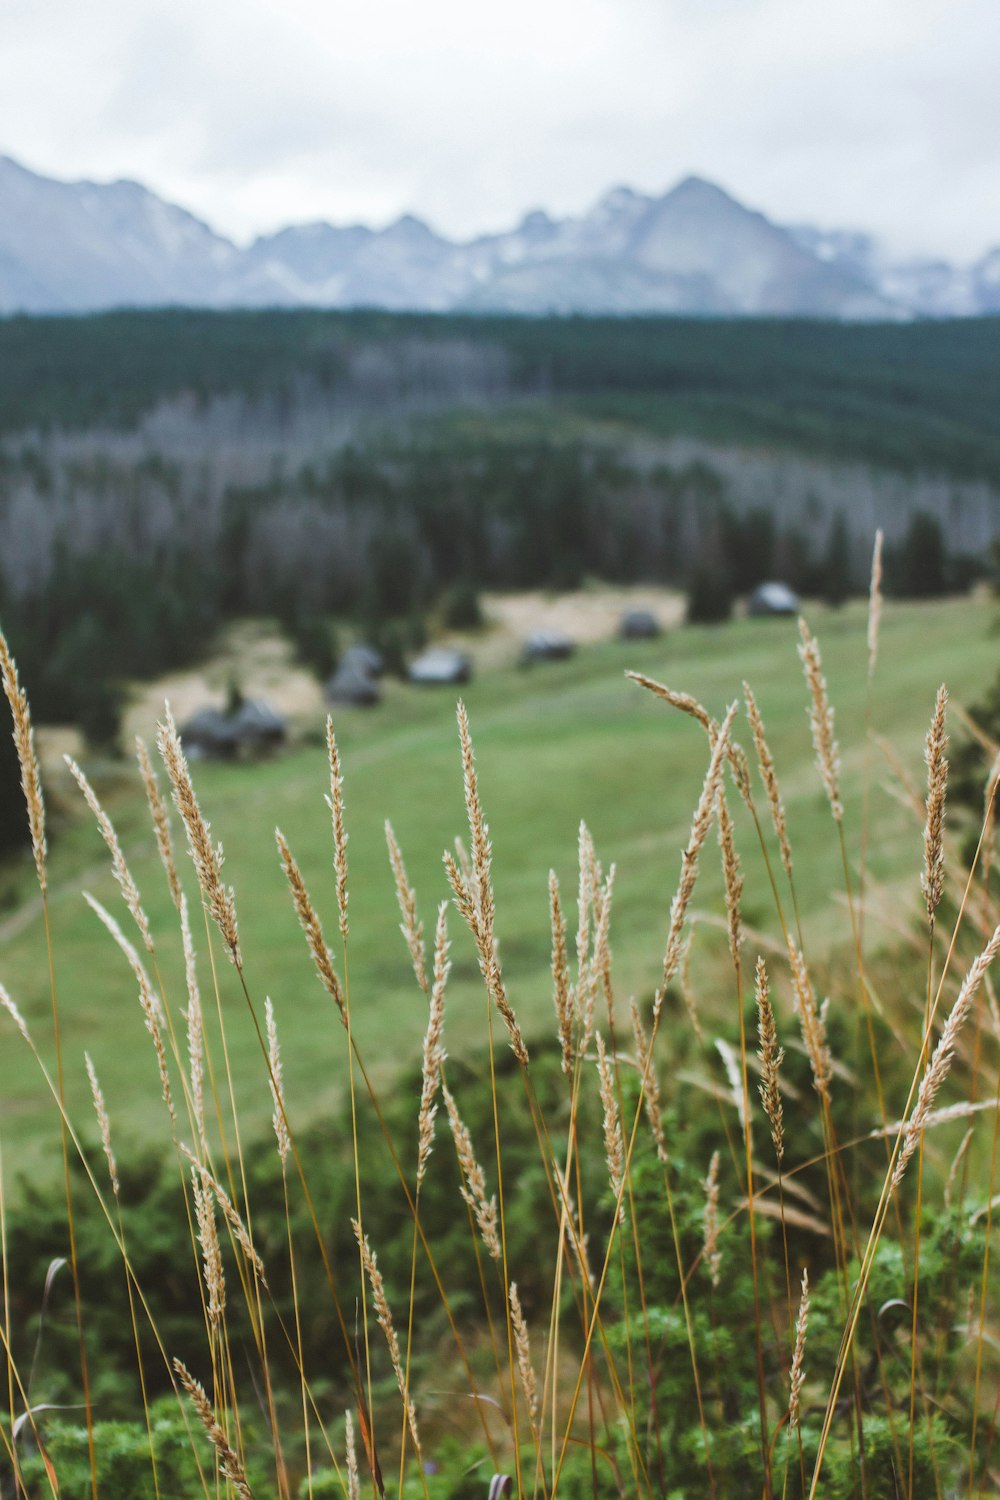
[2,562,1000,1497]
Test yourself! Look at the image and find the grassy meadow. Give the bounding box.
[0,592,992,1170]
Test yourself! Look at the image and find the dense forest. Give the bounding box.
[3,309,1000,479]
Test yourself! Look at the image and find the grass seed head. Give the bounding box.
[174,1359,253,1499]
[0,628,47,894]
[136,734,182,911]
[921,685,949,921]
[385,820,427,993]
[755,956,784,1163]
[744,682,793,879]
[265,996,290,1167]
[867,528,884,678]
[276,828,347,1025]
[797,619,842,823]
[158,705,240,963]
[66,753,154,953]
[702,1150,722,1287]
[789,1268,810,1429]
[326,717,349,943]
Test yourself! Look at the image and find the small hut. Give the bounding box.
[522,630,575,663]
[749,582,800,617]
[231,699,288,751]
[180,707,241,760]
[326,659,382,707]
[619,609,661,640]
[180,700,287,760]
[408,648,472,686]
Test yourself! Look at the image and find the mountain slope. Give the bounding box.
[0,155,237,312]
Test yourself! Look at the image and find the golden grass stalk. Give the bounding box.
[442,1085,500,1260]
[716,785,743,967]
[509,1282,539,1431]
[715,1038,748,1140]
[85,1053,119,1199]
[174,1358,253,1499]
[275,829,346,1024]
[755,957,784,1163]
[66,754,154,953]
[788,1269,810,1430]
[136,735,183,910]
[549,870,574,1073]
[385,821,427,993]
[630,1002,667,1164]
[0,627,47,894]
[345,1410,360,1500]
[787,939,833,1103]
[627,674,714,732]
[416,903,449,1189]
[83,891,162,1016]
[184,1150,267,1288]
[590,863,616,1020]
[325,718,349,943]
[797,619,842,823]
[595,1033,625,1223]
[867,528,884,679]
[576,818,594,987]
[575,847,599,1059]
[180,895,207,1154]
[265,998,290,1167]
[893,921,1000,1189]
[191,1165,225,1329]
[455,702,528,1065]
[84,892,175,1124]
[352,1220,422,1458]
[157,706,240,964]
[921,685,949,922]
[628,672,752,806]
[743,682,793,880]
[702,1150,722,1288]
[442,848,476,929]
[0,981,31,1045]
[657,702,738,1008]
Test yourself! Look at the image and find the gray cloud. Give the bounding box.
[0,0,997,258]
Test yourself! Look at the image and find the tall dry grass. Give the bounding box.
[1,565,999,1499]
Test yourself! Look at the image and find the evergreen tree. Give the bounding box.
[895,512,949,597]
[686,560,733,624]
[822,513,852,607]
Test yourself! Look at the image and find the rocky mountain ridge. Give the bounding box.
[1,153,996,319]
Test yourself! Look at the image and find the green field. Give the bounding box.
[0,595,994,1172]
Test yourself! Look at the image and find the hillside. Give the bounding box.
[0,596,993,1170]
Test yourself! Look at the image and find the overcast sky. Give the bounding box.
[3,0,998,259]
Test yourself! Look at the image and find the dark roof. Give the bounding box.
[326,661,382,705]
[619,609,661,639]
[522,630,575,662]
[180,698,286,757]
[231,699,287,737]
[181,707,239,744]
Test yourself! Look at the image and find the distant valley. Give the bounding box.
[2,153,998,320]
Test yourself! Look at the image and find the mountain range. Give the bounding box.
[1,153,997,320]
